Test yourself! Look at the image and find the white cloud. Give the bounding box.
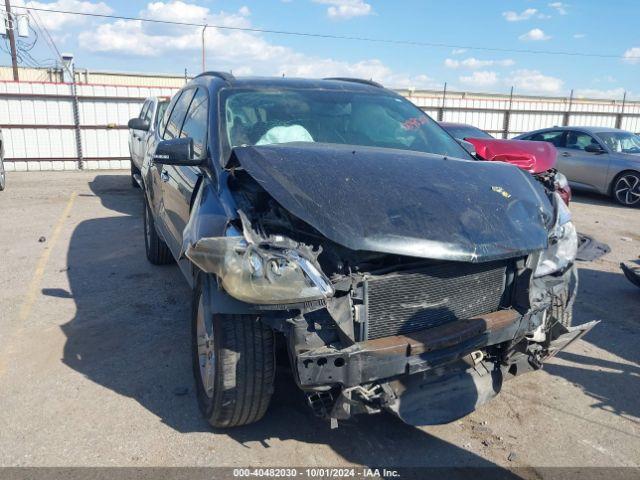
[623,47,640,65]
[13,0,112,30]
[313,0,372,19]
[519,28,551,41]
[594,75,616,83]
[455,68,565,95]
[445,57,514,69]
[459,71,499,88]
[573,33,586,39]
[507,69,563,94]
[451,48,467,55]
[548,2,568,15]
[77,1,433,89]
[502,8,538,21]
[574,88,628,100]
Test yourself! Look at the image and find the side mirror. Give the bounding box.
[128,118,150,131]
[153,137,202,166]
[458,139,477,158]
[585,144,605,154]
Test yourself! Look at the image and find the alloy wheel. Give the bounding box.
[614,174,640,206]
[196,295,215,398]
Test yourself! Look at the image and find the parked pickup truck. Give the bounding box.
[138,73,596,428]
[128,96,169,188]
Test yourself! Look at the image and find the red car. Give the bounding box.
[440,122,571,205]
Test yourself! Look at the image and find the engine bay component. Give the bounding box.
[535,193,578,278]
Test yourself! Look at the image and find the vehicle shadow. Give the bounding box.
[544,265,640,421]
[58,174,521,473]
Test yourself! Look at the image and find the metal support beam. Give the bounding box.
[563,89,574,126]
[70,81,84,169]
[4,0,19,81]
[615,91,627,129]
[201,24,208,72]
[502,86,514,139]
[437,82,447,122]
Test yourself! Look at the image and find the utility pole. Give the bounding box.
[201,24,208,72]
[4,0,19,81]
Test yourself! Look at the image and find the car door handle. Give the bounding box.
[160,169,170,182]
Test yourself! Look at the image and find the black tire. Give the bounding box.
[611,171,640,207]
[131,160,140,188]
[192,276,275,428]
[143,199,173,265]
[550,291,572,328]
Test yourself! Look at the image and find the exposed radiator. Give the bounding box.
[365,261,508,340]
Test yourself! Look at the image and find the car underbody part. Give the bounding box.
[620,261,640,289]
[576,233,611,262]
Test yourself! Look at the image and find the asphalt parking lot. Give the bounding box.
[1,171,639,471]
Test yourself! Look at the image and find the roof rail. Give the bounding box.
[324,77,383,88]
[194,71,235,83]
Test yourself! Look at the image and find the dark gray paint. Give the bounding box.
[232,142,553,262]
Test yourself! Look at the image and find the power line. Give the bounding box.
[13,5,640,60]
[28,10,63,65]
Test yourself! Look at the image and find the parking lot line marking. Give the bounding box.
[0,191,77,379]
[18,191,77,322]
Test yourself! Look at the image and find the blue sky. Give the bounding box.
[4,0,640,98]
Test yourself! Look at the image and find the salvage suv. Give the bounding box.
[140,73,596,428]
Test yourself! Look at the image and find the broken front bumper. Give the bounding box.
[295,308,598,426]
[295,309,523,389]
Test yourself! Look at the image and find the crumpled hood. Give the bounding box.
[230,143,553,262]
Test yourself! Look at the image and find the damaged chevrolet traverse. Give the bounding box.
[140,73,596,428]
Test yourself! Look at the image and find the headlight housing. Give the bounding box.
[534,192,578,278]
[185,236,334,304]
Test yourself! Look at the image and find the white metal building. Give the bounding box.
[1,66,639,172]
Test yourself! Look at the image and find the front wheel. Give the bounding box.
[612,171,640,207]
[143,199,173,265]
[192,275,275,428]
[130,160,140,188]
[0,158,5,191]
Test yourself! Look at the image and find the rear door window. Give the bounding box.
[180,88,208,159]
[565,131,600,151]
[164,89,196,140]
[529,130,565,147]
[155,102,169,129]
[138,101,150,120]
[159,92,182,137]
[143,102,154,124]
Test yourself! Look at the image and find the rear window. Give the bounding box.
[155,101,169,128]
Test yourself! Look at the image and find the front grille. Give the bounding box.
[365,261,507,340]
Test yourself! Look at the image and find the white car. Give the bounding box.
[127,96,169,188]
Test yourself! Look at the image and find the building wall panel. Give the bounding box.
[2,78,639,170]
